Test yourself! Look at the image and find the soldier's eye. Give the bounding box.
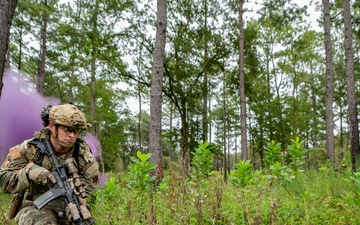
[62,126,81,134]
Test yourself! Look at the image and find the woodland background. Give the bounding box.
[1,0,360,224]
[1,0,359,172]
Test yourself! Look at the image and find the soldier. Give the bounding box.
[0,103,99,224]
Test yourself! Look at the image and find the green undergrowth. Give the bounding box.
[89,141,360,224]
[1,141,360,224]
[1,168,358,225]
[89,168,359,225]
[0,193,14,225]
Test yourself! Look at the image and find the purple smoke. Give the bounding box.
[0,70,107,185]
[83,133,107,186]
[0,70,59,162]
[83,134,102,158]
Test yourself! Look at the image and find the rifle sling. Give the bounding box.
[29,138,81,166]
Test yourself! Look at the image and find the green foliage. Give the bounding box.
[287,136,308,173]
[87,167,360,224]
[126,151,158,191]
[1,166,360,224]
[264,140,282,168]
[0,193,15,225]
[263,137,309,186]
[190,141,214,179]
[341,150,352,170]
[267,161,294,185]
[231,160,254,188]
[346,172,360,211]
[97,175,125,214]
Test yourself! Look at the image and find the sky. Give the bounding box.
[244,0,322,31]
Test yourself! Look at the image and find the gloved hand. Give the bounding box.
[26,162,56,185]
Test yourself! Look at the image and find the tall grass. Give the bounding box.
[89,166,359,225]
[1,140,360,224]
[0,194,14,225]
[90,141,360,224]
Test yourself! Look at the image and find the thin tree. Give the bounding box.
[238,0,247,161]
[223,76,227,182]
[36,0,48,95]
[149,0,167,222]
[137,47,143,152]
[149,0,167,180]
[322,0,335,163]
[0,0,18,98]
[202,0,209,143]
[343,0,359,171]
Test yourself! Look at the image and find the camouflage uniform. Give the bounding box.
[0,104,99,225]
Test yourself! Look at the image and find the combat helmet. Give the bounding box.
[41,103,91,129]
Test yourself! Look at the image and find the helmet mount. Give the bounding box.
[41,105,52,127]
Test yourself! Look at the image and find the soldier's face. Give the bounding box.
[49,124,79,147]
[57,125,79,144]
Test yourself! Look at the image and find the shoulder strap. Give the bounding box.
[28,139,46,166]
[73,139,81,164]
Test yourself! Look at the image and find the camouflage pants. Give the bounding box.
[15,205,70,225]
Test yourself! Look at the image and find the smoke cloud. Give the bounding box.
[83,134,102,158]
[0,70,107,185]
[0,70,59,162]
[0,70,105,177]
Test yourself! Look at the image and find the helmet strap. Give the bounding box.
[52,125,73,148]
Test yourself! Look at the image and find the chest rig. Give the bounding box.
[28,138,89,200]
[29,138,81,167]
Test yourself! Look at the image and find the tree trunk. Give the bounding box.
[137,46,143,152]
[169,104,173,161]
[223,78,227,182]
[138,82,143,151]
[180,111,190,178]
[90,0,99,136]
[5,40,10,69]
[149,0,167,181]
[343,0,359,171]
[0,0,18,99]
[202,0,209,143]
[322,0,335,163]
[238,0,247,162]
[37,0,48,96]
[17,25,23,71]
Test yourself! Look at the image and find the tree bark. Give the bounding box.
[343,0,359,171]
[238,0,247,161]
[223,77,227,182]
[0,0,18,99]
[202,0,209,143]
[149,0,167,181]
[322,0,335,163]
[37,0,48,96]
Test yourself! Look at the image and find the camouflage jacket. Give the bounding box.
[0,128,99,212]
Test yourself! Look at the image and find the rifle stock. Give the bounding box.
[7,192,25,219]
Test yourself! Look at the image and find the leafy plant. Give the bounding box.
[231,160,254,188]
[287,136,307,173]
[190,141,214,179]
[264,140,282,168]
[126,151,158,191]
[346,172,360,211]
[267,161,293,186]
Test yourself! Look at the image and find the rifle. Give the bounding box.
[29,138,95,225]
